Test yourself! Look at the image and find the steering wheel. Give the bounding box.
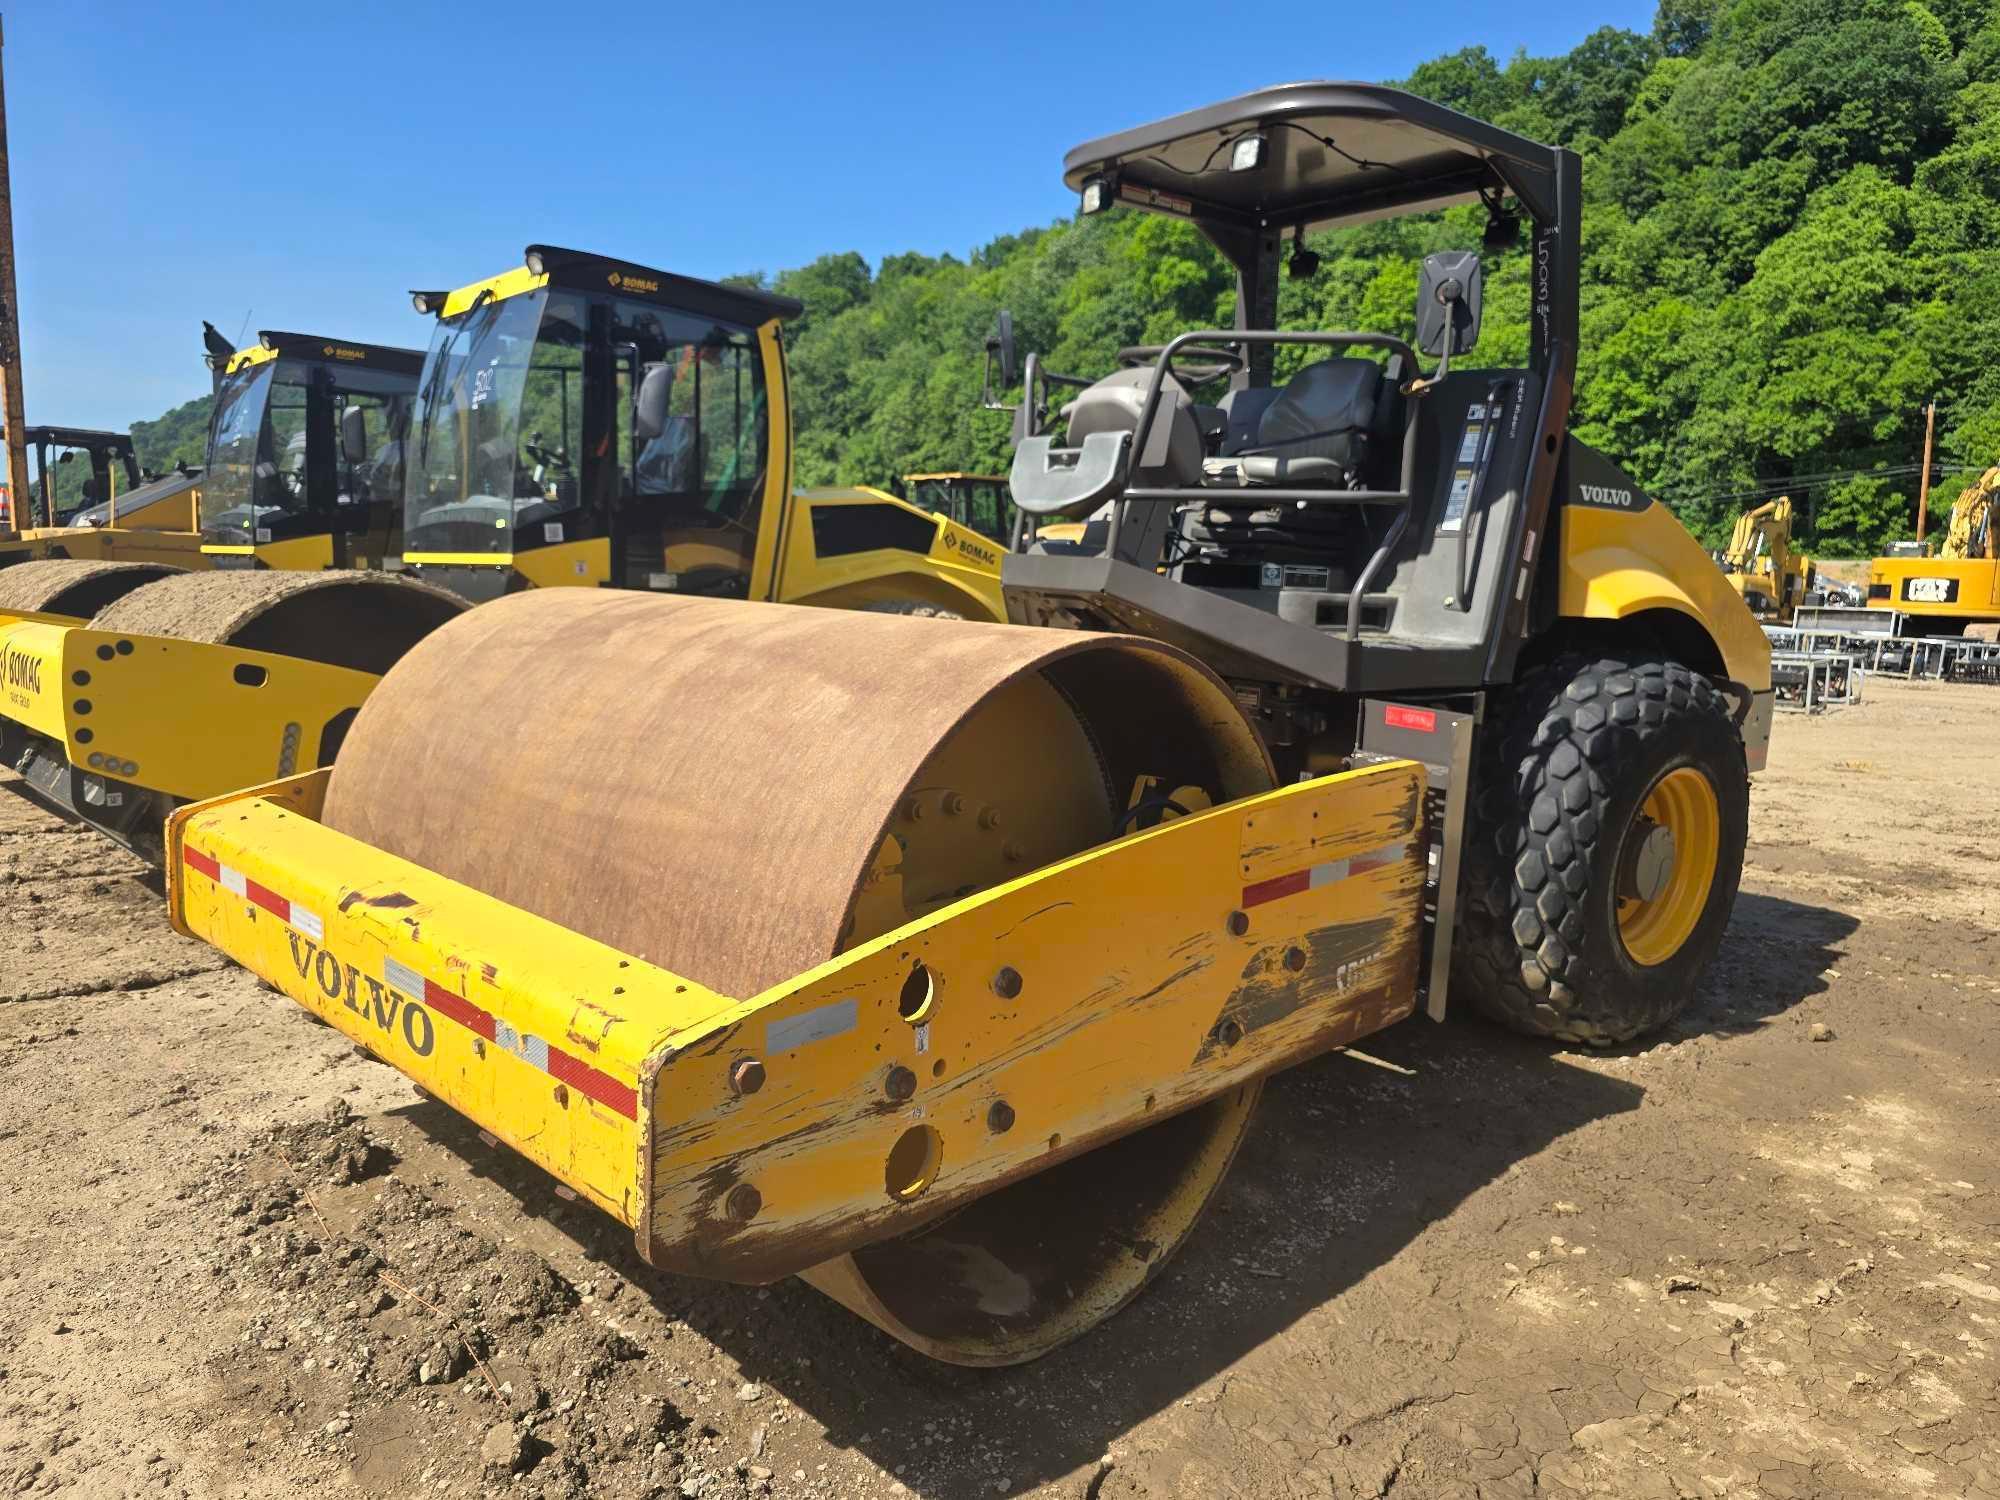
[522,439,571,472]
[1117,343,1245,388]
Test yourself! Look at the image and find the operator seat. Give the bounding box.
[1204,356,1404,486]
[1181,354,1408,554]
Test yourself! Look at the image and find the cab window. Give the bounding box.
[255,373,312,514]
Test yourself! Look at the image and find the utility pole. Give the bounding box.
[1915,397,1937,543]
[0,17,27,534]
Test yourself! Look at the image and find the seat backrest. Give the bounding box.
[1256,358,1383,454]
[1065,367,1204,488]
[635,362,674,442]
[1216,386,1282,455]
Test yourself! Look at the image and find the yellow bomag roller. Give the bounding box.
[168,588,1426,1365]
[401,246,1005,620]
[0,330,426,575]
[1,253,1007,864]
[0,558,465,859]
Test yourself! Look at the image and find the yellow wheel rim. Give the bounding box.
[1616,767,1720,967]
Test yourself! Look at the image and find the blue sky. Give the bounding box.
[11,0,1656,433]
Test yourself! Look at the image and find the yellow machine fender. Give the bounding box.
[403,539,613,592]
[0,613,382,801]
[1558,503,1772,772]
[167,757,1425,1281]
[497,537,612,589]
[1559,505,1770,693]
[3,528,210,570]
[774,489,1007,621]
[783,568,1005,621]
[203,533,337,572]
[55,530,212,569]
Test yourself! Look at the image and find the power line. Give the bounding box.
[1659,460,1988,510]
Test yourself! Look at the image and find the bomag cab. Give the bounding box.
[0,427,201,571]
[200,332,425,571]
[400,246,1003,620]
[898,472,1015,545]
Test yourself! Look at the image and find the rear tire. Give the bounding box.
[1455,653,1748,1045]
[861,600,966,621]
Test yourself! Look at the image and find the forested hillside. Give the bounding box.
[102,0,2000,552]
[130,395,217,474]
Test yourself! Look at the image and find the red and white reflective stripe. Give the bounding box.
[183,845,322,942]
[1240,839,1411,910]
[379,962,638,1123]
[183,845,637,1121]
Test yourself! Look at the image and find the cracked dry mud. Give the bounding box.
[1,676,1996,1499]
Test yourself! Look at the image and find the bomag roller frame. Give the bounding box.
[48,85,1766,1367]
[0,559,467,858]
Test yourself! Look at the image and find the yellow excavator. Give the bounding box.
[16,89,1766,1368]
[1717,495,1813,622]
[1867,466,2000,637]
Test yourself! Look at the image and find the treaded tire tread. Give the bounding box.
[1454,653,1748,1046]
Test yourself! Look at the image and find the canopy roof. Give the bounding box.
[1061,82,1563,231]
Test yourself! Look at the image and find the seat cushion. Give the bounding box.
[1209,358,1388,490]
[1201,454,1348,488]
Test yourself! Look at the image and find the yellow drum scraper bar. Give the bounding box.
[166,759,1427,1281]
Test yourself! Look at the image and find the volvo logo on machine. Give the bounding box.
[1573,481,1646,511]
[285,931,437,1057]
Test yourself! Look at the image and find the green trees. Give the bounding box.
[110,2,2000,556]
[745,0,2000,553]
[130,395,213,473]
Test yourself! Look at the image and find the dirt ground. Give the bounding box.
[1,677,1996,1500]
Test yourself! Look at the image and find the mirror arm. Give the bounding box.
[1402,294,1465,397]
[979,346,1018,413]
